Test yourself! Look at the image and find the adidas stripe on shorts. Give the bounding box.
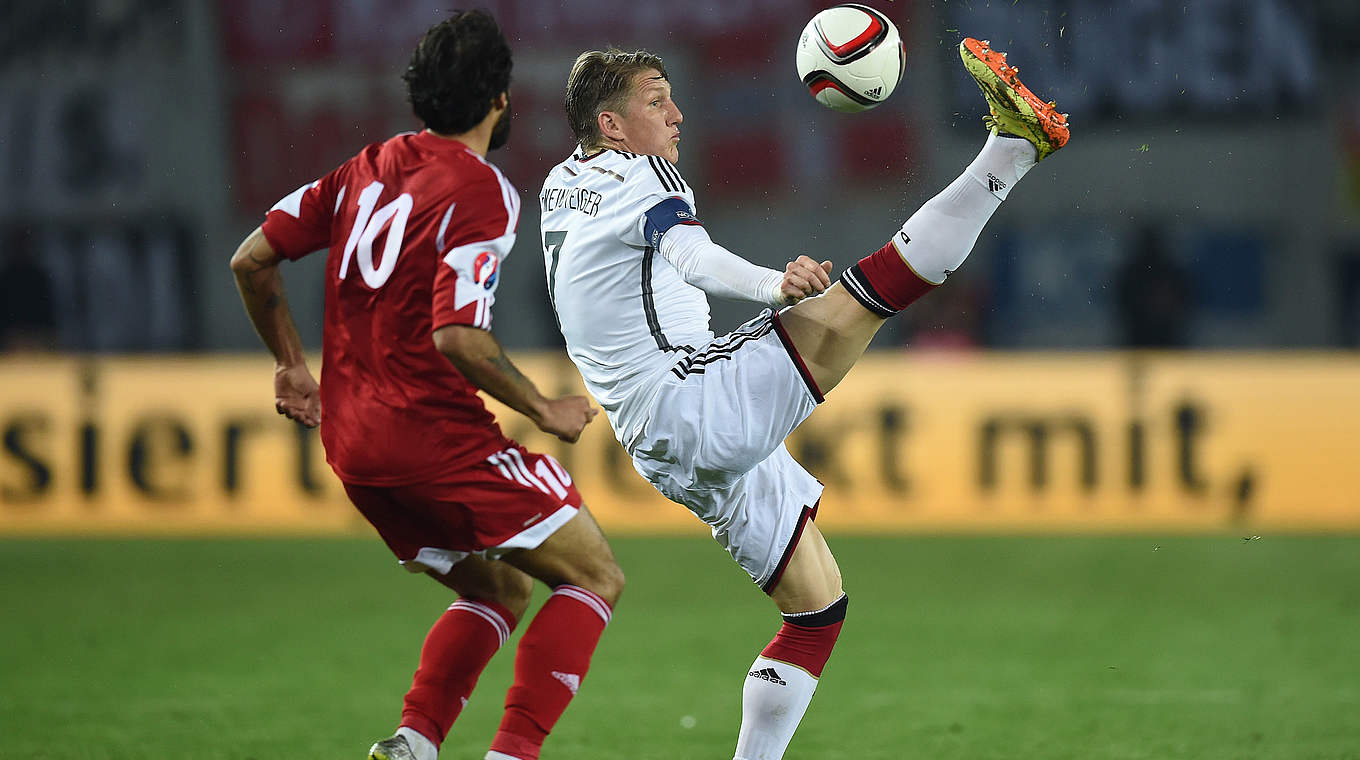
[627,310,824,590]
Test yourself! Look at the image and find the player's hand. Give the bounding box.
[274,363,321,428]
[779,256,834,305]
[537,395,599,443]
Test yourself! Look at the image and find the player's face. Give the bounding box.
[614,70,683,162]
[489,99,512,151]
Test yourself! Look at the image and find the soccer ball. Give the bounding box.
[795,4,906,113]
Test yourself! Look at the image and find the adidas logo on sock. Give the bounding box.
[747,667,787,686]
[552,671,581,695]
[987,172,1007,193]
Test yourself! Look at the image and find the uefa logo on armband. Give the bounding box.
[472,251,499,289]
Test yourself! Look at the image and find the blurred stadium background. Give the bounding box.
[2,1,1359,758]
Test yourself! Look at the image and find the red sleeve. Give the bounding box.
[432,168,520,331]
[260,167,343,260]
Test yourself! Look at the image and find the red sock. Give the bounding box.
[761,593,848,677]
[839,240,937,317]
[400,599,517,747]
[489,585,613,760]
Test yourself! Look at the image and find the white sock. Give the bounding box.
[397,726,438,760]
[732,656,819,760]
[965,132,1037,201]
[892,133,1033,284]
[484,752,521,760]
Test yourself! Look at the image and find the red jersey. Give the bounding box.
[260,131,521,486]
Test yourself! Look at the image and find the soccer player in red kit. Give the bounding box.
[229,12,623,760]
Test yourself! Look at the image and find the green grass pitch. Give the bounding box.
[2,534,1358,759]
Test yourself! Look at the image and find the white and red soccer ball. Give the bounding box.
[796,4,906,113]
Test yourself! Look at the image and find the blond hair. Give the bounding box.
[564,49,669,152]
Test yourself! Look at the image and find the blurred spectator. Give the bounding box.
[1113,225,1194,348]
[0,227,58,351]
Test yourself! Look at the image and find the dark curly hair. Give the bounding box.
[403,10,512,135]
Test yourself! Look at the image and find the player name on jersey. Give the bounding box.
[540,186,604,217]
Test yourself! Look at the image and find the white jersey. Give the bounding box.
[539,149,713,445]
[542,149,825,588]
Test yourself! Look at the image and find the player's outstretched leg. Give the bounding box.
[958,37,1070,160]
[777,37,1070,394]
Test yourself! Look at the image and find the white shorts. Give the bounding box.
[628,310,825,590]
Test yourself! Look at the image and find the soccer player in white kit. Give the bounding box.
[540,39,1069,759]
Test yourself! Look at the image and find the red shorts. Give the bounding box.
[343,442,582,575]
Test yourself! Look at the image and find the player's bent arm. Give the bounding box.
[658,224,784,305]
[230,227,308,370]
[230,226,320,428]
[658,224,833,306]
[433,325,597,443]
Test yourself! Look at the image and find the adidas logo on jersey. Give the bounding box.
[552,671,581,694]
[747,667,787,686]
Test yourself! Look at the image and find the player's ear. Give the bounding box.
[598,110,623,142]
[492,91,508,110]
